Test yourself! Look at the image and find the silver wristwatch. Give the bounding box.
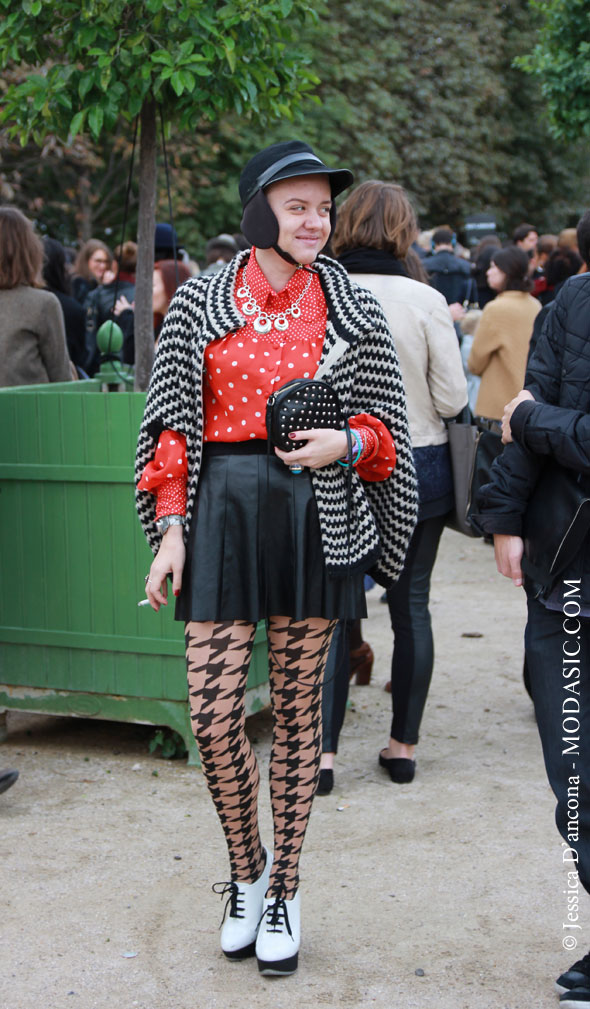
[156,514,185,534]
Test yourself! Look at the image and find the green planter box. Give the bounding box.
[0,382,269,765]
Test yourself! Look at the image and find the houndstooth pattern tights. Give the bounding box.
[185,617,336,900]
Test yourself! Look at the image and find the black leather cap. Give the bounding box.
[239,140,353,209]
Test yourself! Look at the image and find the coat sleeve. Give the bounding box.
[40,294,72,382]
[425,300,468,418]
[134,278,204,551]
[467,304,500,376]
[510,399,590,474]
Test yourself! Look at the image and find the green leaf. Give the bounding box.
[69,109,86,138]
[150,50,173,64]
[79,74,94,99]
[170,71,184,96]
[88,104,104,138]
[225,45,236,72]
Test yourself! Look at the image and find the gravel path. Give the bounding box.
[1,529,578,1009]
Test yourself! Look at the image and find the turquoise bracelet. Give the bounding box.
[337,428,363,467]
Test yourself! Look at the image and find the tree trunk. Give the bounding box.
[134,98,157,392]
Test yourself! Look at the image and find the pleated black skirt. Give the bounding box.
[175,441,366,623]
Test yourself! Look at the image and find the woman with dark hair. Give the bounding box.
[42,237,86,370]
[0,208,71,387]
[537,247,583,307]
[135,144,417,974]
[472,234,502,309]
[330,180,467,786]
[467,246,541,420]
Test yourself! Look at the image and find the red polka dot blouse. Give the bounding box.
[138,251,397,518]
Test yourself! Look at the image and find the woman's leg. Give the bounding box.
[185,620,265,883]
[266,616,336,899]
[386,513,446,752]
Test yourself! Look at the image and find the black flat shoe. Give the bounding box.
[0,769,19,795]
[378,753,415,784]
[316,769,334,795]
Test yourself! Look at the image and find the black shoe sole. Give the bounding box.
[222,940,256,960]
[378,753,415,783]
[257,952,298,975]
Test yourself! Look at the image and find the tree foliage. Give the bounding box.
[0,0,319,389]
[149,0,590,243]
[517,0,590,141]
[0,0,318,144]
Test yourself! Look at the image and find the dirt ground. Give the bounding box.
[0,528,582,1009]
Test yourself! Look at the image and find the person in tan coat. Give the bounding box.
[468,246,540,419]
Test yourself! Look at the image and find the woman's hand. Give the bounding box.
[501,389,534,443]
[145,525,186,611]
[274,428,349,470]
[114,295,134,316]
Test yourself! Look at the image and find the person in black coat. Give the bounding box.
[472,262,590,1006]
[42,238,86,372]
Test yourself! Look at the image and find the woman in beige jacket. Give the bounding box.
[331,181,468,784]
[468,246,540,419]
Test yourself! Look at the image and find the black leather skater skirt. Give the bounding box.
[175,441,366,623]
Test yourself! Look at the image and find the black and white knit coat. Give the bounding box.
[135,250,418,588]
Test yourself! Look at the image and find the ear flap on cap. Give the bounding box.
[240,190,279,249]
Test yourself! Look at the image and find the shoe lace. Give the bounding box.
[260,896,293,939]
[212,881,245,926]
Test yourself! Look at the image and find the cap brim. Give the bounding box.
[265,163,353,199]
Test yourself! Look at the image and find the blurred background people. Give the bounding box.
[201,233,239,276]
[154,222,184,262]
[513,221,538,254]
[0,207,72,387]
[84,242,136,375]
[115,258,191,365]
[422,226,477,307]
[471,234,502,310]
[557,226,579,256]
[71,238,112,304]
[42,237,86,373]
[467,246,540,421]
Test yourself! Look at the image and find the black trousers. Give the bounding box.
[321,620,350,754]
[525,592,590,894]
[386,513,447,745]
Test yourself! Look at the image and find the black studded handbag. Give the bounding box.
[265,378,345,451]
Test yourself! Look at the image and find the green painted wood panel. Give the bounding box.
[0,384,269,741]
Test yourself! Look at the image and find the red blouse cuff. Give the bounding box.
[349,413,397,482]
[155,476,187,519]
[138,430,188,493]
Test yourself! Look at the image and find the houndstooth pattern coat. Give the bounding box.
[135,250,418,588]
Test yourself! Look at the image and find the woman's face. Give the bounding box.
[152,268,168,314]
[487,260,507,292]
[265,175,332,264]
[88,249,110,283]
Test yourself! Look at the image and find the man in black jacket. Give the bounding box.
[473,264,590,1008]
[422,227,477,306]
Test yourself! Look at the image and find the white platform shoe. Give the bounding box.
[255,890,300,975]
[215,848,273,959]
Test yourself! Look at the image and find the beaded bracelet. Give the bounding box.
[337,428,363,467]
